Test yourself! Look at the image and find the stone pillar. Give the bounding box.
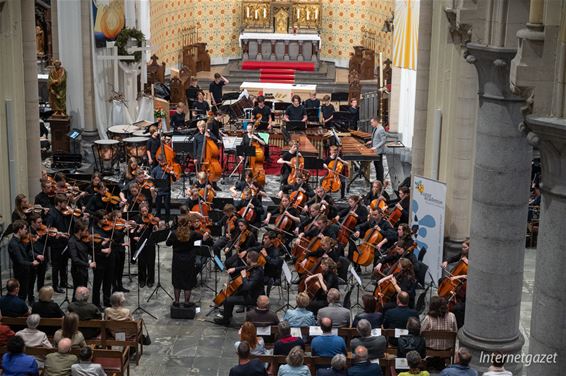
[21,0,42,196]
[523,116,566,374]
[411,0,433,176]
[458,43,531,374]
[81,0,98,143]
[51,0,59,60]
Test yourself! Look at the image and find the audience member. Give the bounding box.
[317,289,351,328]
[349,319,386,360]
[0,279,30,317]
[44,337,78,376]
[273,321,305,356]
[245,295,280,327]
[310,317,346,358]
[482,352,512,376]
[383,291,418,346]
[53,313,86,349]
[421,296,458,369]
[398,351,429,376]
[317,354,348,376]
[234,321,266,355]
[283,292,316,327]
[439,347,478,376]
[32,287,65,318]
[278,346,311,376]
[104,292,132,320]
[71,347,107,376]
[228,341,268,376]
[16,314,52,348]
[2,335,39,376]
[0,311,15,346]
[347,346,382,376]
[68,287,101,339]
[398,317,426,358]
[352,294,382,329]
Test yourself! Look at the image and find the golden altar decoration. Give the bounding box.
[241,0,321,33]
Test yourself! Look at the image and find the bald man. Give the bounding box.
[245,295,280,327]
[348,345,383,376]
[310,317,347,359]
[45,337,78,376]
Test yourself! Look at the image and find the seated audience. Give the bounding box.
[347,345,382,376]
[317,354,348,376]
[104,292,132,321]
[283,292,316,327]
[317,289,351,328]
[16,314,52,348]
[0,311,15,346]
[32,287,65,318]
[278,346,310,376]
[481,352,512,376]
[229,341,268,376]
[383,291,418,346]
[68,287,101,340]
[310,317,347,358]
[398,317,426,358]
[0,279,30,317]
[273,321,305,356]
[440,347,478,376]
[398,351,429,376]
[234,321,266,355]
[45,338,78,376]
[352,294,382,329]
[349,319,386,360]
[245,295,280,327]
[421,296,458,369]
[71,346,107,376]
[2,335,39,376]
[54,312,86,349]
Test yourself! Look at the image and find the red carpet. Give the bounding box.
[242,61,315,71]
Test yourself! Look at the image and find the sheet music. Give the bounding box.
[222,136,243,150]
[256,326,271,336]
[282,262,292,284]
[395,328,409,338]
[309,326,323,336]
[395,358,409,369]
[290,327,302,338]
[371,328,382,337]
[348,264,363,286]
[257,132,270,144]
[194,240,202,246]
[133,239,148,261]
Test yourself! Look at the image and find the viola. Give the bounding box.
[238,190,257,223]
[102,192,121,205]
[321,158,344,193]
[226,215,238,235]
[353,225,384,267]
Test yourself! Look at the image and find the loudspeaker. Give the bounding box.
[170,303,196,319]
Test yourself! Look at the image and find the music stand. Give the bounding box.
[347,264,364,311]
[146,229,173,302]
[273,102,291,111]
[306,108,319,123]
[276,261,295,313]
[332,111,356,132]
[331,92,349,107]
[172,139,194,197]
[285,121,306,132]
[226,145,255,181]
[132,239,157,319]
[303,157,324,184]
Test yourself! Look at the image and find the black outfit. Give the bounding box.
[31,300,64,318]
[91,225,115,308]
[209,80,225,105]
[251,105,271,128]
[280,182,315,199]
[34,191,54,210]
[304,98,320,109]
[399,197,410,225]
[355,218,397,249]
[192,100,210,117]
[212,214,239,258]
[150,164,177,222]
[8,236,36,303]
[228,359,268,376]
[45,208,71,290]
[382,306,419,330]
[285,104,306,122]
[352,312,383,329]
[30,229,48,292]
[321,104,335,126]
[222,266,265,321]
[347,106,359,129]
[131,219,156,286]
[68,235,91,299]
[304,223,340,240]
[397,334,426,358]
[279,150,297,185]
[111,228,127,292]
[308,271,339,315]
[273,336,305,356]
[305,193,338,219]
[248,244,283,297]
[166,231,202,290]
[364,190,390,206]
[186,85,201,108]
[67,301,101,340]
[192,131,219,163]
[146,136,161,166]
[170,111,186,130]
[86,192,116,216]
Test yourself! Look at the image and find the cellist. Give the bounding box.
[279,172,314,199]
[322,145,347,199]
[298,214,339,240]
[276,141,300,186]
[376,258,417,310]
[304,257,339,315]
[247,232,283,297]
[441,238,469,269]
[263,194,301,244]
[304,186,336,218]
[239,123,266,164]
[373,223,417,274]
[352,208,397,255]
[211,204,240,258]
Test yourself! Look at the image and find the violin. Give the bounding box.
[140,180,154,190]
[62,207,82,217]
[101,192,121,205]
[142,214,160,226]
[35,224,49,237]
[101,218,135,232]
[321,157,344,193]
[21,233,39,245]
[81,233,110,244]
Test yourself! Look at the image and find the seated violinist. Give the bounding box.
[247,232,283,297]
[353,208,397,254]
[120,182,151,215]
[305,257,339,316]
[322,145,347,199]
[214,250,265,326]
[211,204,240,258]
[151,156,177,222]
[278,173,314,199]
[224,219,257,260]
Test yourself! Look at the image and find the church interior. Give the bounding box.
[0,0,563,375]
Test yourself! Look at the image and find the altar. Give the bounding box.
[239,0,322,62]
[240,81,316,101]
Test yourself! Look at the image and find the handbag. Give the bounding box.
[140,320,151,345]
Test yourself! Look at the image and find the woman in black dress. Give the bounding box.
[166,214,210,307]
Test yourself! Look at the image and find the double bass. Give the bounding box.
[156,135,182,180]
[248,114,266,187]
[199,113,223,183]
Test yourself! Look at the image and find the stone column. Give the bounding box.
[21,0,42,196]
[523,116,566,374]
[458,43,531,374]
[51,0,59,60]
[81,0,98,143]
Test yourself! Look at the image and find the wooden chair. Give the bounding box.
[421,330,457,364]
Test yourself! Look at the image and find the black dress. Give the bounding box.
[166,231,203,290]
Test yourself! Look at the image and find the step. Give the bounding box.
[241,61,316,71]
[259,69,297,74]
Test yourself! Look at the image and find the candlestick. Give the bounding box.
[255,9,258,19]
[297,8,300,19]
[246,6,249,18]
[306,9,310,21]
[314,8,318,20]
[264,8,267,18]
[379,52,384,89]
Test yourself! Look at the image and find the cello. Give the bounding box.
[294,235,322,274]
[247,114,266,187]
[321,134,344,193]
[287,143,308,185]
[336,211,358,247]
[438,258,468,303]
[199,115,223,183]
[352,226,384,267]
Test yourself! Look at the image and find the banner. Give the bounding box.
[410,175,446,284]
[393,0,419,70]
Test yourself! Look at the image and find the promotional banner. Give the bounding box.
[410,175,446,284]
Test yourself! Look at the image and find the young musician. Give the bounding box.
[68,219,96,299]
[186,77,201,109]
[284,95,307,123]
[170,102,187,130]
[214,250,265,326]
[130,203,157,288]
[224,219,257,258]
[347,98,360,129]
[368,117,387,183]
[86,184,118,215]
[364,180,390,206]
[322,145,347,199]
[335,195,369,228]
[192,120,219,168]
[279,173,314,199]
[373,224,417,274]
[150,156,177,222]
[90,210,114,308]
[305,257,339,315]
[304,91,320,109]
[107,210,129,293]
[393,187,411,225]
[209,73,229,107]
[297,203,323,235]
[45,194,71,293]
[34,179,55,210]
[304,186,336,218]
[166,214,211,307]
[263,194,301,242]
[299,214,339,240]
[251,96,272,130]
[247,232,283,297]
[353,208,397,254]
[276,141,300,186]
[211,204,240,258]
[29,213,48,292]
[145,126,161,166]
[320,95,335,127]
[192,91,210,119]
[377,258,417,309]
[8,220,39,303]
